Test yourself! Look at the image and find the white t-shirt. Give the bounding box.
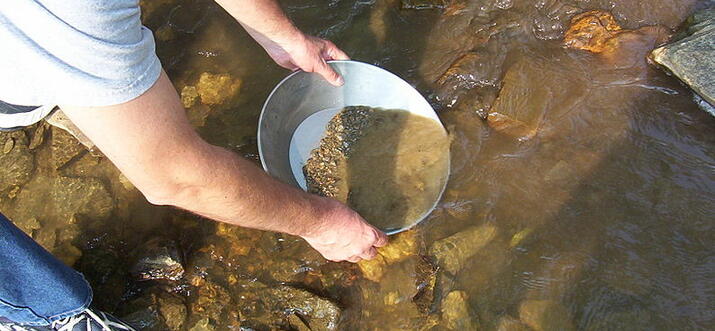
[0,0,161,109]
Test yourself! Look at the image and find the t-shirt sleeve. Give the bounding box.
[0,0,161,107]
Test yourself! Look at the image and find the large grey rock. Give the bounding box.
[651,8,715,115]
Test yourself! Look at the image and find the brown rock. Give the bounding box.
[51,127,87,169]
[563,11,623,53]
[28,122,48,150]
[0,131,34,192]
[401,0,447,10]
[487,53,588,140]
[180,85,199,108]
[53,176,115,220]
[441,291,478,330]
[54,242,83,267]
[518,299,574,331]
[195,72,242,107]
[496,315,530,331]
[563,10,670,67]
[429,224,496,275]
[358,230,418,282]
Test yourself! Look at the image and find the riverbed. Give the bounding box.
[0,0,713,330]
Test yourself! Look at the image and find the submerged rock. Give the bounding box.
[563,11,623,53]
[429,223,496,275]
[358,230,419,282]
[28,122,48,150]
[518,299,574,331]
[51,127,88,169]
[401,0,447,10]
[190,280,231,322]
[53,176,115,220]
[496,315,530,331]
[122,290,188,331]
[563,10,670,67]
[0,131,34,192]
[441,290,478,330]
[487,52,588,140]
[651,8,715,114]
[268,285,341,331]
[433,52,502,112]
[131,238,185,281]
[195,72,242,107]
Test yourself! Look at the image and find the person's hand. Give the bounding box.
[254,32,350,86]
[301,197,388,263]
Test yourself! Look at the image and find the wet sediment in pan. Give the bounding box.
[303,106,450,232]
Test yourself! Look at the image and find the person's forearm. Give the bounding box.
[162,144,325,237]
[215,0,302,45]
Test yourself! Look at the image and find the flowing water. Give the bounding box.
[1,0,713,330]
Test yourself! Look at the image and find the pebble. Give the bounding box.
[3,138,14,154]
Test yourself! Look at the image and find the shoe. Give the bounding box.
[0,309,135,331]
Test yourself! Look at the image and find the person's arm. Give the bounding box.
[214,0,349,86]
[59,71,386,263]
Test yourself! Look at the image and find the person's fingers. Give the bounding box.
[323,41,350,61]
[315,58,344,86]
[360,246,378,260]
[373,228,389,247]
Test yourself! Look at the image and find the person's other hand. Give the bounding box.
[257,33,350,86]
[301,197,388,263]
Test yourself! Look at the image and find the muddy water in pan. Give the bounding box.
[0,0,712,330]
[301,106,450,233]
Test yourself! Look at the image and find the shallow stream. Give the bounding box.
[0,0,713,330]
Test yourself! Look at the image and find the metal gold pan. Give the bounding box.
[258,60,449,234]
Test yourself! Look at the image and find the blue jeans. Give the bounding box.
[0,213,92,326]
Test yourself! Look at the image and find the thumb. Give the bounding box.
[315,59,344,87]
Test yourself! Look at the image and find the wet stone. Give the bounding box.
[413,256,438,314]
[131,238,185,281]
[429,223,497,275]
[54,242,83,267]
[195,72,242,107]
[441,290,478,330]
[433,52,502,111]
[122,290,188,331]
[518,299,574,331]
[3,137,14,154]
[53,176,115,220]
[651,8,715,113]
[401,0,447,10]
[188,318,215,331]
[563,10,670,67]
[51,127,87,169]
[563,10,623,53]
[181,85,200,108]
[28,122,47,150]
[0,131,34,192]
[487,52,588,140]
[15,217,40,235]
[268,285,341,331]
[496,315,530,331]
[288,313,312,331]
[158,293,188,331]
[190,280,231,322]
